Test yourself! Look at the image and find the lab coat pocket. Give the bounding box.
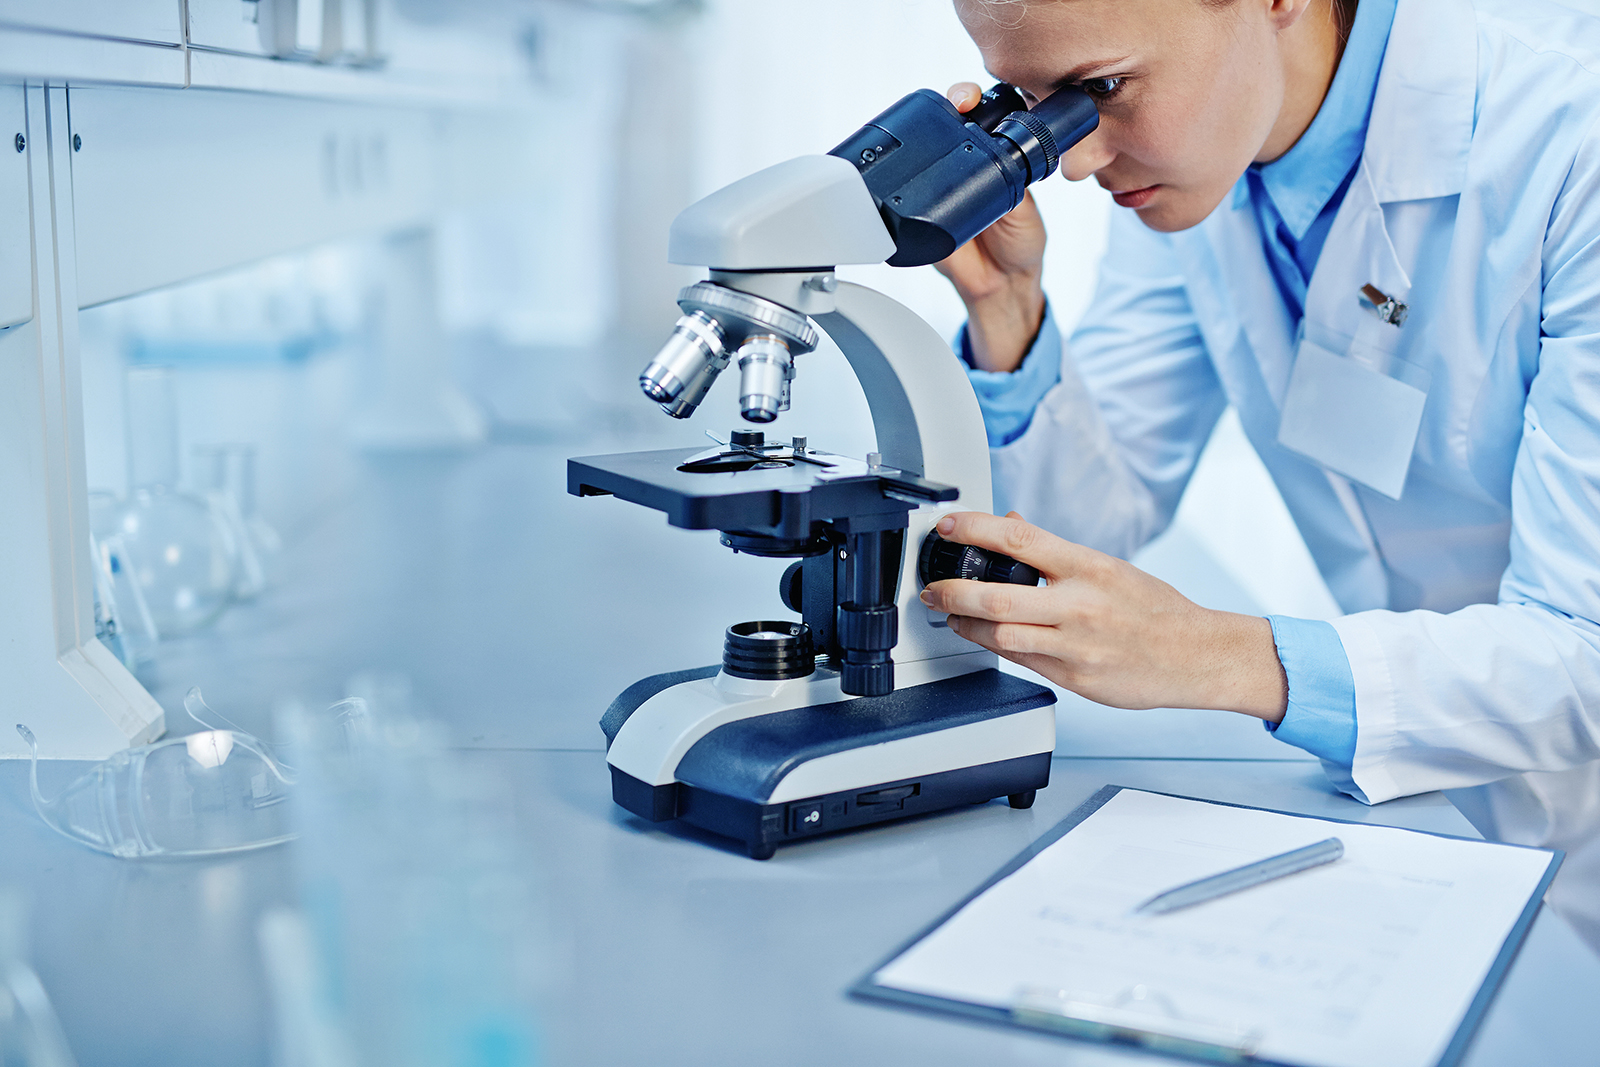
[1277,337,1431,499]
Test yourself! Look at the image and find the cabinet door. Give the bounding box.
[70,85,437,306]
[0,85,30,330]
[186,0,273,57]
[190,1,382,63]
[0,1,182,45]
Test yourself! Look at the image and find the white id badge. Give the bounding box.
[1277,337,1430,499]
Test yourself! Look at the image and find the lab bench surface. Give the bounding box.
[4,753,1598,1067]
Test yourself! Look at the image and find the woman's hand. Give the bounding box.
[933,82,1048,374]
[920,511,1289,720]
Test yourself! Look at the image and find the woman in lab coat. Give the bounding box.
[923,0,1600,948]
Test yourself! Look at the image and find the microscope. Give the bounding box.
[570,83,1099,859]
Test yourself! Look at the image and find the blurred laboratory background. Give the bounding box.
[72,0,1340,746]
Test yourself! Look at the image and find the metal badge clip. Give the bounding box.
[1360,283,1408,327]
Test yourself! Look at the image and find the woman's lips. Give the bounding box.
[1110,185,1159,208]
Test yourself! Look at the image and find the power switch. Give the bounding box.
[789,801,824,834]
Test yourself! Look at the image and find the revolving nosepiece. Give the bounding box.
[643,282,818,421]
[640,311,727,404]
[736,334,793,424]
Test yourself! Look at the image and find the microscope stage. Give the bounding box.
[568,445,957,533]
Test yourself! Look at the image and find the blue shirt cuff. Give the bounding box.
[1262,615,1367,802]
[958,302,1062,448]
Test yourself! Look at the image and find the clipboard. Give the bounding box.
[850,785,1564,1067]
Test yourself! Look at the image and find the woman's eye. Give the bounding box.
[1080,76,1125,100]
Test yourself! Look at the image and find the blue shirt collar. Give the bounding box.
[1251,0,1398,238]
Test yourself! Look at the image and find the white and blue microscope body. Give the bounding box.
[569,84,1099,858]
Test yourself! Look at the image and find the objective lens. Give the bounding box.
[658,341,730,419]
[736,335,793,424]
[639,311,726,403]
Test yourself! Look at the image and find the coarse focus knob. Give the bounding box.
[917,531,1041,588]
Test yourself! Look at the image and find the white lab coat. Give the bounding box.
[995,0,1600,949]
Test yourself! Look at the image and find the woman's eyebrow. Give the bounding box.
[990,55,1132,92]
[1056,55,1133,83]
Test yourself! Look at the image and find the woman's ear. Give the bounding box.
[1265,0,1321,32]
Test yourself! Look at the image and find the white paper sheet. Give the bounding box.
[873,790,1555,1067]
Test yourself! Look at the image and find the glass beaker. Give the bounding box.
[193,443,281,600]
[115,367,239,635]
[87,490,159,668]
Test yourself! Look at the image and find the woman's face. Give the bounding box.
[955,0,1302,232]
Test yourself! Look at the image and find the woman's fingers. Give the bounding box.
[921,577,1056,624]
[945,615,1051,657]
[934,511,1094,581]
[946,82,983,112]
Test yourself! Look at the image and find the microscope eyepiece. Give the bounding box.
[994,86,1101,184]
[829,81,1100,267]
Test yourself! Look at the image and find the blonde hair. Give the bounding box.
[967,0,1358,35]
[964,0,1030,29]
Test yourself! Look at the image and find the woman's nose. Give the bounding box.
[1061,128,1115,181]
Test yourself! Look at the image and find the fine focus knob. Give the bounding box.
[918,531,1041,588]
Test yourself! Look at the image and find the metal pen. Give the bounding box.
[1134,837,1345,915]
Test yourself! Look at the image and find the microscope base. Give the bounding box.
[612,752,1050,860]
[603,666,1057,859]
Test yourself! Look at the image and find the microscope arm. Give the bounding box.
[703,269,993,512]
[815,282,992,510]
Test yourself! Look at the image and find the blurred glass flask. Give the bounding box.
[194,443,282,599]
[114,366,240,635]
[87,490,160,670]
[0,891,79,1067]
[260,698,544,1067]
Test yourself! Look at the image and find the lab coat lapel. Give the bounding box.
[1182,185,1298,410]
[1299,159,1411,357]
[1175,194,1396,613]
[1275,0,1477,509]
[1291,0,1476,357]
[1299,0,1478,359]
[1362,0,1476,205]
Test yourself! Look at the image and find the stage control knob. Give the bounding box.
[917,531,1041,588]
